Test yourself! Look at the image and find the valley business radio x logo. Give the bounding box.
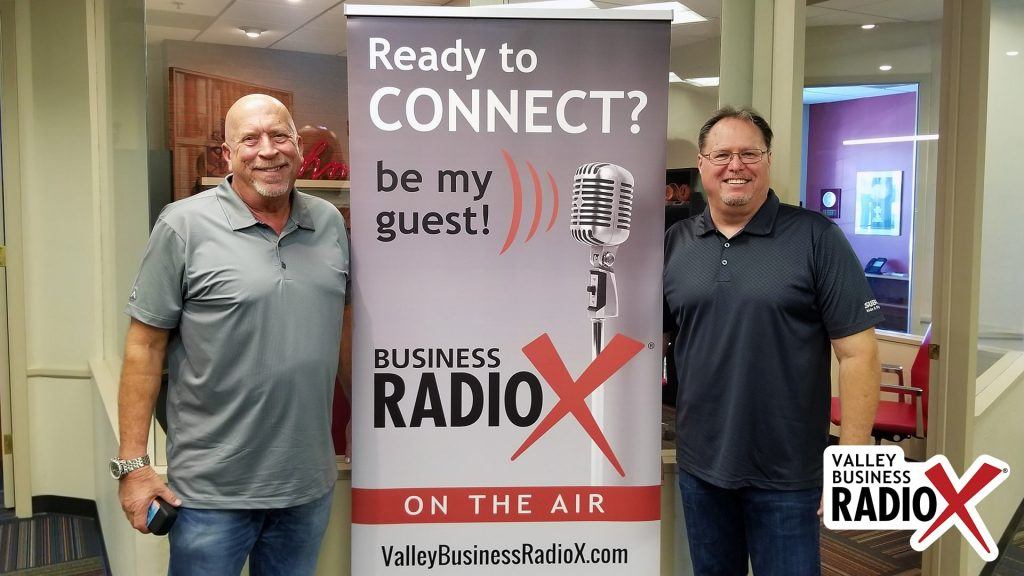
[824,446,1010,561]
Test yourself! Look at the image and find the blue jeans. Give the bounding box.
[168,488,334,576]
[678,468,821,576]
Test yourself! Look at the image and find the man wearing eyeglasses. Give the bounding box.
[115,94,349,575]
[663,107,882,575]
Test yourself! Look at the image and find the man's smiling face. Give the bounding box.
[223,96,303,199]
[697,117,771,210]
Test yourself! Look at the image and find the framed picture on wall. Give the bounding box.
[854,170,902,236]
[820,188,841,218]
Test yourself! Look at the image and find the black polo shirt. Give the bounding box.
[663,190,882,489]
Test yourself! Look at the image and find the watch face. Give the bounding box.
[110,459,122,479]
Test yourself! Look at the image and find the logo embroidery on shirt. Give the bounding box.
[864,299,880,313]
[129,288,138,302]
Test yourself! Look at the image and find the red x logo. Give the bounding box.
[917,460,1003,553]
[510,332,644,477]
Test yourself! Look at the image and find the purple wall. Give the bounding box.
[805,92,916,274]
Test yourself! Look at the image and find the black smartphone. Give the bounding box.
[146,498,178,536]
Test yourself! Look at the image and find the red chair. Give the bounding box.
[830,326,932,444]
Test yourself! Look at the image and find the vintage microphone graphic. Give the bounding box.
[570,162,634,358]
[571,162,634,484]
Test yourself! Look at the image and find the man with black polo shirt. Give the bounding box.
[663,107,882,575]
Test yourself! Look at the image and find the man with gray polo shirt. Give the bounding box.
[664,107,881,575]
[113,94,349,575]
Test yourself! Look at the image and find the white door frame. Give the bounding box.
[0,0,33,517]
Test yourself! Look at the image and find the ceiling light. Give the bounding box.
[879,64,892,71]
[669,73,684,83]
[611,2,706,25]
[843,134,938,146]
[240,27,264,38]
[1008,51,1020,56]
[682,76,719,87]
[861,24,876,30]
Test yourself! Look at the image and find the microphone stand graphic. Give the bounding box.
[570,162,634,483]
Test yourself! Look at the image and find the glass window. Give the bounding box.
[979,1,1024,359]
[803,2,943,336]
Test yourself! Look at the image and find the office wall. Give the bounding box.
[805,92,916,273]
[971,368,1024,575]
[666,82,718,169]
[104,0,151,354]
[980,2,1024,338]
[14,0,100,499]
[970,4,1024,570]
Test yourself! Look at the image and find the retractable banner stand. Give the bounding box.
[346,6,670,574]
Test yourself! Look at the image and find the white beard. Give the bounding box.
[253,180,291,198]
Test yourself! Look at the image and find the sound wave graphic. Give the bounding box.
[499,149,559,255]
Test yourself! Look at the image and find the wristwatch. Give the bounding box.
[110,455,150,479]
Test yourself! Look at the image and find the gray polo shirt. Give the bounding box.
[127,177,349,508]
[663,191,882,490]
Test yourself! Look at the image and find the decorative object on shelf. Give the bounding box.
[297,125,350,180]
[854,170,902,236]
[820,188,841,218]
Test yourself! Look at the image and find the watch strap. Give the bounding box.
[112,454,150,479]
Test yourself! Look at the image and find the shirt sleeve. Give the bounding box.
[125,218,186,329]
[813,222,884,339]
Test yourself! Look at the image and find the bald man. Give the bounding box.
[114,94,350,575]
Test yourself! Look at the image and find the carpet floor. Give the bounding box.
[0,512,106,574]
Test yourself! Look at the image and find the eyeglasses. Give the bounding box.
[700,149,769,165]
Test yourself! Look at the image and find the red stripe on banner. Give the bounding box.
[546,171,559,231]
[524,161,543,242]
[499,149,523,254]
[352,485,660,525]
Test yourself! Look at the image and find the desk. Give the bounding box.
[866,273,910,332]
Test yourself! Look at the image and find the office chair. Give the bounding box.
[830,325,932,444]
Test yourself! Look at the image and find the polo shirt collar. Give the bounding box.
[217,174,315,232]
[695,189,780,237]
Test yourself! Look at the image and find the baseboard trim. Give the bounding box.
[979,495,1024,575]
[31,495,98,519]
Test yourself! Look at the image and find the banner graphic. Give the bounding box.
[347,8,669,574]
[824,446,1011,562]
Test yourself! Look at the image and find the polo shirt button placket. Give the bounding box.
[274,239,288,273]
[717,239,732,282]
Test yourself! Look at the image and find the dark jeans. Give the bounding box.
[168,488,334,576]
[678,468,821,576]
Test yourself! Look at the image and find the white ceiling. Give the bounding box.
[145,0,941,58]
[803,83,917,105]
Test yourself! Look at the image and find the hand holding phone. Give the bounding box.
[146,497,178,535]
